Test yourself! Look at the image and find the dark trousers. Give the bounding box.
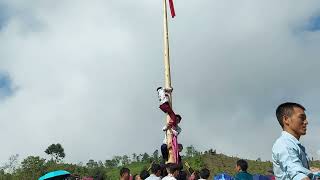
[161,144,169,161]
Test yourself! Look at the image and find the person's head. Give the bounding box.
[177,170,187,180]
[150,163,161,177]
[199,168,210,179]
[167,163,180,177]
[191,170,200,180]
[133,174,141,180]
[176,114,182,124]
[178,144,183,152]
[236,159,248,172]
[120,167,130,180]
[160,163,168,177]
[139,169,150,180]
[157,87,162,92]
[276,102,307,139]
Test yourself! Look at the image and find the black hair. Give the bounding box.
[236,159,248,171]
[177,170,187,180]
[177,163,183,171]
[140,169,150,179]
[120,167,130,177]
[199,168,210,179]
[167,163,179,174]
[176,114,182,122]
[160,163,168,177]
[132,174,138,180]
[276,102,305,128]
[151,163,161,174]
[157,87,162,91]
[193,170,200,179]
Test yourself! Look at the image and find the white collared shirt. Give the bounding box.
[162,125,182,144]
[162,174,176,180]
[145,174,161,180]
[272,131,313,180]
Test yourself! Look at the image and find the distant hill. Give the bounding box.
[106,151,320,179]
[106,151,273,179]
[2,146,320,179]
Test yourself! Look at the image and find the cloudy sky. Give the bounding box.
[1,0,320,165]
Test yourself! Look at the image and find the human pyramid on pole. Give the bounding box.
[157,87,183,165]
[158,0,183,168]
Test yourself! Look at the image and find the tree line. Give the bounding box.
[0,143,203,179]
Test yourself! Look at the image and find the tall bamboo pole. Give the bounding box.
[163,0,175,164]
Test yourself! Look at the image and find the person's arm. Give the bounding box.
[172,126,181,136]
[176,126,181,134]
[277,145,312,180]
[172,129,178,136]
[185,161,194,174]
[164,87,173,93]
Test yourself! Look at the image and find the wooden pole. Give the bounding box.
[163,0,172,89]
[163,0,175,164]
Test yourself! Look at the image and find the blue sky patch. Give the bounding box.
[0,3,11,30]
[305,15,320,32]
[0,73,14,98]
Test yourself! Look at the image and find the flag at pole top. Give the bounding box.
[168,0,176,18]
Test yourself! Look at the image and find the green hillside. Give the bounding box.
[1,145,320,179]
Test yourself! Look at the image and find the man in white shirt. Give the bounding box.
[272,102,320,180]
[145,164,161,180]
[162,163,179,180]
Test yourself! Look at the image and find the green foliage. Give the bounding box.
[112,156,122,166]
[141,153,150,162]
[1,154,19,174]
[105,159,118,169]
[1,145,319,179]
[20,156,46,179]
[185,145,198,157]
[45,143,66,162]
[86,159,98,168]
[122,155,130,165]
[152,150,159,162]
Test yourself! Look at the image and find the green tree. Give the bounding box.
[186,145,196,157]
[86,159,98,168]
[141,153,150,162]
[44,143,65,162]
[98,161,104,167]
[20,156,46,180]
[112,156,121,166]
[136,154,141,162]
[1,154,19,173]
[152,150,159,162]
[132,153,137,162]
[122,155,130,165]
[105,159,117,168]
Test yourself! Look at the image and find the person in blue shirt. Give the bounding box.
[272,102,319,180]
[234,159,253,180]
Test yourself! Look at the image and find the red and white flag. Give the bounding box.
[168,0,176,18]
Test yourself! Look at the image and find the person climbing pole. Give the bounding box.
[157,87,182,164]
[157,87,179,127]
